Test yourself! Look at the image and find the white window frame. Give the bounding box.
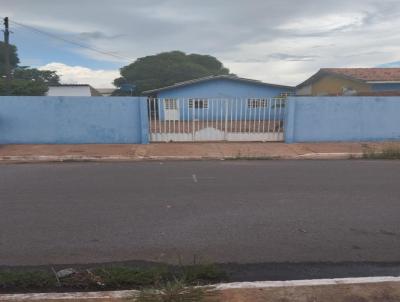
[247,98,267,108]
[188,98,209,109]
[271,101,286,109]
[277,92,294,99]
[164,99,178,110]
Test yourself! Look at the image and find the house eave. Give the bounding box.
[143,75,294,95]
[296,69,367,88]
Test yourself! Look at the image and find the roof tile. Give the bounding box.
[321,68,400,82]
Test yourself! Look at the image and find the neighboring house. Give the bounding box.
[47,84,102,96]
[96,88,116,97]
[143,75,294,121]
[296,68,400,96]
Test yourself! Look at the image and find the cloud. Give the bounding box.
[39,63,119,88]
[277,13,367,36]
[77,31,123,41]
[268,53,319,62]
[3,0,400,86]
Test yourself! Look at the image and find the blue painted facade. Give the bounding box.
[0,96,149,144]
[150,78,293,121]
[153,98,286,121]
[285,96,400,143]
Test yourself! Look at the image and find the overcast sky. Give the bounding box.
[2,0,400,87]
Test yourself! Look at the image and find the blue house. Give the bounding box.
[143,75,294,121]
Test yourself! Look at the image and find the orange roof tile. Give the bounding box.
[321,68,400,82]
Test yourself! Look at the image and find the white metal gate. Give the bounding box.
[148,98,285,142]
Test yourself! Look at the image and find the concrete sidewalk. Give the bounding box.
[1,278,400,301]
[0,142,399,163]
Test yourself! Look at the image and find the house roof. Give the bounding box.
[96,88,116,94]
[297,68,400,88]
[48,84,102,96]
[143,75,294,95]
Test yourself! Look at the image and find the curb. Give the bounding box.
[214,276,400,290]
[295,152,363,159]
[1,276,400,301]
[0,289,138,301]
[0,155,220,163]
[0,153,364,163]
[0,155,141,163]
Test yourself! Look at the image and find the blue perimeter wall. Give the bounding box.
[0,97,149,144]
[285,96,400,143]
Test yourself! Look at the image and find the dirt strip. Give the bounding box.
[1,279,400,301]
[0,142,399,162]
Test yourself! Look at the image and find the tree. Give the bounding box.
[0,41,19,75]
[113,51,230,95]
[0,79,48,96]
[0,41,60,96]
[13,67,60,85]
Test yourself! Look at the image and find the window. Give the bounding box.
[271,102,285,109]
[247,99,267,108]
[164,99,178,110]
[276,92,294,99]
[188,99,209,109]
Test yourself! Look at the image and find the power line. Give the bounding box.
[9,19,134,63]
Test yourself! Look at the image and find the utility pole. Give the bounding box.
[3,17,11,95]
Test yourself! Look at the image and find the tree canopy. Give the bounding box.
[0,42,19,75]
[13,67,60,85]
[0,41,60,96]
[113,51,230,95]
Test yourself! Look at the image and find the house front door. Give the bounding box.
[164,99,180,121]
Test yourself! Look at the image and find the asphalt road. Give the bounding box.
[1,160,400,277]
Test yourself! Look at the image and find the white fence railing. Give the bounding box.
[148,98,285,142]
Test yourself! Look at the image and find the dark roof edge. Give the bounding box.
[296,69,368,88]
[48,84,102,96]
[143,75,294,95]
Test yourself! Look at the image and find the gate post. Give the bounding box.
[284,97,296,143]
[192,100,195,141]
[139,97,150,144]
[224,99,228,140]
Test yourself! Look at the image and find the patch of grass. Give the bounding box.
[363,146,400,159]
[0,270,56,290]
[0,264,228,293]
[93,266,169,288]
[58,270,103,290]
[134,280,215,302]
[181,265,227,285]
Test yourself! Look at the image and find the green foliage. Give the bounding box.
[113,51,230,95]
[0,264,227,292]
[0,42,60,96]
[363,146,400,159]
[181,265,227,285]
[0,78,49,96]
[0,270,56,290]
[13,67,60,85]
[94,266,169,288]
[0,41,19,75]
